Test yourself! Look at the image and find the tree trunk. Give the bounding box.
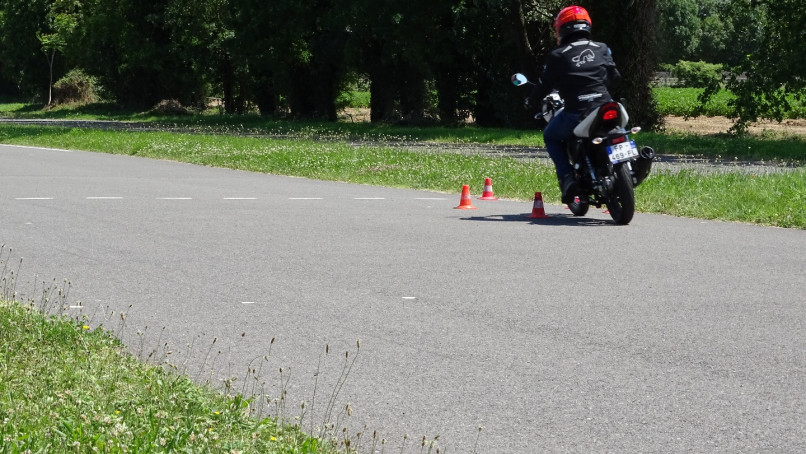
[289,63,317,117]
[435,69,459,125]
[369,69,395,123]
[47,51,55,106]
[399,64,427,124]
[221,59,235,114]
[254,80,278,116]
[582,0,661,129]
[473,74,497,127]
[509,0,535,71]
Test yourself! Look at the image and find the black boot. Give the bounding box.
[560,173,580,204]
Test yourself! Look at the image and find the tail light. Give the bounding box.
[600,102,620,121]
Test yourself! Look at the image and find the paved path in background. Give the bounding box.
[2,144,805,453]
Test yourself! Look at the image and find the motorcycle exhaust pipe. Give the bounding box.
[632,146,654,187]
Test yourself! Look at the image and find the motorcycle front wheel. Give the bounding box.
[607,164,635,225]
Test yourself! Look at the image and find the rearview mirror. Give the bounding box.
[511,73,529,86]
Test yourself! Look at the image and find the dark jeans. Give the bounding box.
[543,109,581,181]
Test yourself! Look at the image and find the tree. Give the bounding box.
[0,0,57,101]
[75,0,192,108]
[229,0,282,115]
[656,0,700,64]
[696,1,735,64]
[345,0,412,122]
[233,0,349,119]
[37,0,79,105]
[723,0,806,131]
[164,0,237,111]
[656,0,757,66]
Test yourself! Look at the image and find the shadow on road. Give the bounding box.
[461,212,613,227]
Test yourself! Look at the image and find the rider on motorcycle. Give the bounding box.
[525,5,621,203]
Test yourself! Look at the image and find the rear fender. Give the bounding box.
[573,102,629,138]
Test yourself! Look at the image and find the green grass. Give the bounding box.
[5,105,806,162]
[653,86,806,118]
[639,131,806,164]
[653,87,736,117]
[0,102,27,113]
[0,298,341,453]
[638,170,805,227]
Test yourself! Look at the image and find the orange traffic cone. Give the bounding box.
[454,185,478,210]
[527,192,549,218]
[479,178,498,200]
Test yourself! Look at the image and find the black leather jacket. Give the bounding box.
[527,37,621,113]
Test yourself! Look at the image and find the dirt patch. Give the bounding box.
[663,116,806,136]
[339,108,371,123]
[340,108,806,137]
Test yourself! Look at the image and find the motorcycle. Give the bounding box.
[511,73,654,225]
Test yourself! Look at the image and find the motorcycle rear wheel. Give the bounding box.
[607,164,635,225]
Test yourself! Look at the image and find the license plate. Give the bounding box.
[607,140,638,163]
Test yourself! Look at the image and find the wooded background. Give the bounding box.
[1,0,803,129]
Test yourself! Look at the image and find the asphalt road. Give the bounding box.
[2,144,805,453]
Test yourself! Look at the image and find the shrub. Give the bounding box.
[670,60,724,89]
[53,69,101,105]
[148,99,191,115]
[336,90,370,109]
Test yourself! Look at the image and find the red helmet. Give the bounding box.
[554,6,592,40]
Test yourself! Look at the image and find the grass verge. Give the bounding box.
[0,123,804,229]
[0,297,337,453]
[5,106,806,162]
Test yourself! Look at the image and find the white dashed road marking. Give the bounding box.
[10,195,454,203]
